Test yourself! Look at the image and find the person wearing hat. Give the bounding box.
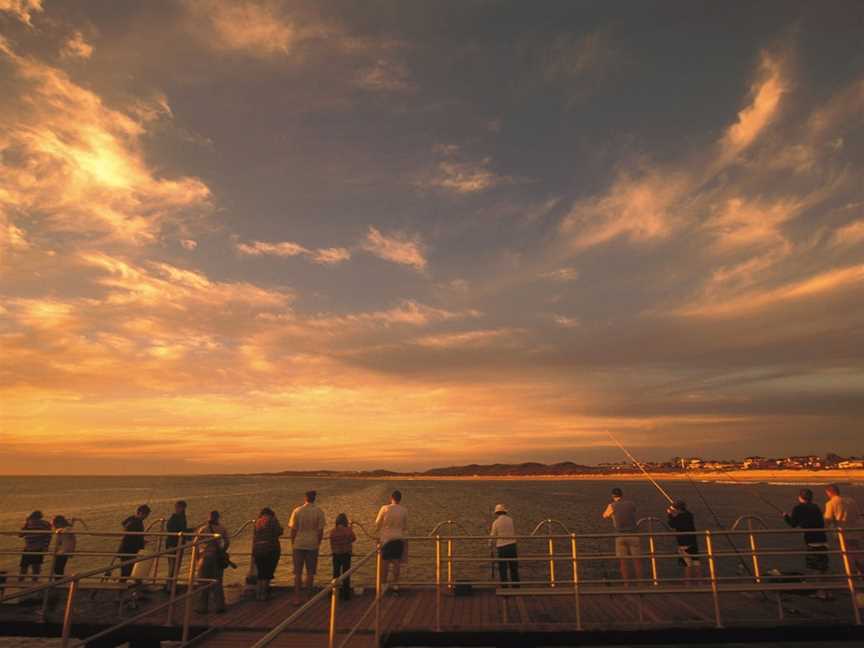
[667,500,701,585]
[490,504,519,587]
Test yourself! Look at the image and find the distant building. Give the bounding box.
[839,460,864,469]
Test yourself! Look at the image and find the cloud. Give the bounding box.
[354,58,414,93]
[237,240,309,257]
[0,0,42,25]
[60,31,94,60]
[418,145,514,195]
[184,0,318,59]
[361,227,427,270]
[415,328,522,349]
[0,39,211,245]
[180,239,198,250]
[539,267,579,282]
[236,239,351,265]
[832,219,864,247]
[674,264,864,318]
[549,314,579,328]
[717,53,786,162]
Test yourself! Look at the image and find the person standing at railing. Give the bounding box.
[165,500,191,592]
[116,504,151,579]
[602,488,644,585]
[252,507,283,601]
[330,513,356,601]
[666,501,702,586]
[824,484,864,575]
[490,504,520,588]
[195,510,229,614]
[375,490,408,595]
[19,511,51,583]
[51,515,79,578]
[289,490,326,606]
[782,488,831,600]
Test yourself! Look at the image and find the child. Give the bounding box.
[329,514,356,600]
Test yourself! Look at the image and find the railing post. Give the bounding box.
[182,541,199,643]
[747,519,761,584]
[547,520,556,588]
[375,544,383,644]
[60,579,78,648]
[42,530,61,615]
[837,529,862,626]
[151,519,165,583]
[570,533,581,631]
[647,518,658,586]
[328,579,339,648]
[435,535,441,632]
[447,523,453,591]
[167,531,183,623]
[704,530,723,628]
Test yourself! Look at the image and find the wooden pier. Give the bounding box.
[2,581,861,647]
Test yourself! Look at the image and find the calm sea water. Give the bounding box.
[1,476,861,587]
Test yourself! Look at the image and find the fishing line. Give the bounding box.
[710,468,785,514]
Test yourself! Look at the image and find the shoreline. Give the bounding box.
[341,470,864,483]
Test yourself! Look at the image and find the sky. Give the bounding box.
[1,1,863,475]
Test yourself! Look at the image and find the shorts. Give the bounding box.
[677,545,701,567]
[292,549,319,576]
[381,539,405,561]
[614,535,640,558]
[805,543,829,573]
[20,554,44,569]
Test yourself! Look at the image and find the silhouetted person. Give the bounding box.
[19,511,51,583]
[165,500,190,590]
[330,513,356,600]
[667,500,701,585]
[783,488,830,599]
[195,510,229,614]
[252,507,283,601]
[117,505,151,579]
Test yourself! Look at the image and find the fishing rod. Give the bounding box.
[607,432,674,504]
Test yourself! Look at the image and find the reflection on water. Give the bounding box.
[1,476,861,586]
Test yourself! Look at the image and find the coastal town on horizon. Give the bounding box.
[260,452,864,478]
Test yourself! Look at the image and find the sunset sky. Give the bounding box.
[1,1,863,474]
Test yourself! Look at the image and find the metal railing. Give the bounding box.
[248,522,863,648]
[0,528,221,647]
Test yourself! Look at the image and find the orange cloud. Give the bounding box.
[832,219,864,247]
[60,31,93,60]
[0,0,42,25]
[361,226,427,270]
[237,239,351,265]
[0,39,211,245]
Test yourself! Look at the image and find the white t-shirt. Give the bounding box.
[490,514,516,547]
[375,503,408,544]
[289,503,325,551]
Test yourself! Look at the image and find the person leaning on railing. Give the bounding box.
[330,513,356,601]
[782,488,831,600]
[165,500,191,591]
[195,510,229,614]
[824,484,864,575]
[19,511,51,583]
[252,507,283,602]
[117,504,151,580]
[51,516,78,578]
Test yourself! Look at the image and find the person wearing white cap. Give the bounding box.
[490,504,519,587]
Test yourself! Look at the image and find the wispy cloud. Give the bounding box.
[361,227,427,271]
[236,239,351,265]
[0,39,211,245]
[0,0,42,25]
[539,267,579,282]
[418,145,514,195]
[60,31,93,60]
[832,219,864,247]
[354,58,414,93]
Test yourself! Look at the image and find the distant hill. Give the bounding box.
[423,461,601,476]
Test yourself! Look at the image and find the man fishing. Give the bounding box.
[824,484,863,575]
[782,488,830,600]
[667,500,702,585]
[602,488,644,584]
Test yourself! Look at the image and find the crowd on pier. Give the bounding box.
[13,484,864,614]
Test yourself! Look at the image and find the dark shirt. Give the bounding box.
[119,516,145,554]
[783,502,827,545]
[20,519,52,552]
[165,512,189,548]
[253,516,284,553]
[667,510,699,551]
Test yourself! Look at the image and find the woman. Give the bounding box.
[329,514,356,600]
[252,507,283,601]
[19,511,51,582]
[195,511,229,614]
[51,516,79,577]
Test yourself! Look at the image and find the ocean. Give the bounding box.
[2,475,862,587]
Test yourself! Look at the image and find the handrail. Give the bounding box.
[249,522,863,645]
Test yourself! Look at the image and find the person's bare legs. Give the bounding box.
[391,561,401,591]
[618,559,631,582]
[632,557,644,585]
[292,570,303,605]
